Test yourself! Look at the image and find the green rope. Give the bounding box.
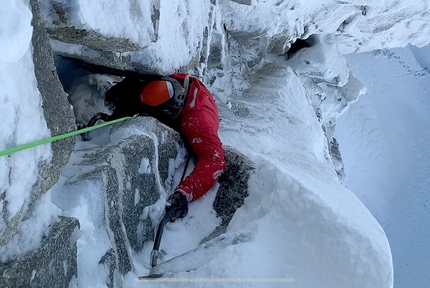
[0,116,133,157]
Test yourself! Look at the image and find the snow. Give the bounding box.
[138,158,151,174]
[0,0,33,72]
[0,189,61,262]
[336,45,430,288]
[1,0,430,287]
[0,0,51,223]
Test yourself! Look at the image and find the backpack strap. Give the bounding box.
[183,74,191,95]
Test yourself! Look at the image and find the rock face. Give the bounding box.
[32,0,380,181]
[0,0,76,248]
[37,0,200,75]
[65,117,185,286]
[30,0,76,196]
[37,0,149,72]
[0,216,79,288]
[201,146,254,242]
[56,117,253,287]
[214,146,254,226]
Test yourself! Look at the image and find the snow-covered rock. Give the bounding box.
[216,60,392,288]
[0,0,75,248]
[38,0,215,74]
[0,216,79,287]
[3,0,430,287]
[51,117,185,286]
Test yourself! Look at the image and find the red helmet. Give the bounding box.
[140,80,174,106]
[139,77,187,123]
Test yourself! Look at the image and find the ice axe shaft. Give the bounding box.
[150,206,176,267]
[149,153,190,268]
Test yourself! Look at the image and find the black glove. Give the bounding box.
[165,191,188,221]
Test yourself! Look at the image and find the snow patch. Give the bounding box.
[138,158,151,174]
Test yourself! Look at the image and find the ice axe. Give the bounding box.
[137,207,176,280]
[146,152,191,278]
[149,205,176,267]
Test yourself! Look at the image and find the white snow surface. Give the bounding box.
[336,45,430,288]
[0,0,51,223]
[2,0,430,287]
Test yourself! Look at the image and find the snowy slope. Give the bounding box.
[336,45,430,288]
[212,58,392,288]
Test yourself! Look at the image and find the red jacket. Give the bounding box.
[170,74,226,202]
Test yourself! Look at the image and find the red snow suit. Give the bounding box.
[169,74,226,202]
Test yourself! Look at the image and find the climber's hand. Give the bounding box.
[165,191,188,221]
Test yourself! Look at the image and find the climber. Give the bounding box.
[87,73,226,221]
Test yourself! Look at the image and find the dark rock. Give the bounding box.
[0,216,79,288]
[98,249,117,288]
[202,146,254,242]
[30,0,76,195]
[47,27,143,53]
[329,137,346,184]
[67,117,184,280]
